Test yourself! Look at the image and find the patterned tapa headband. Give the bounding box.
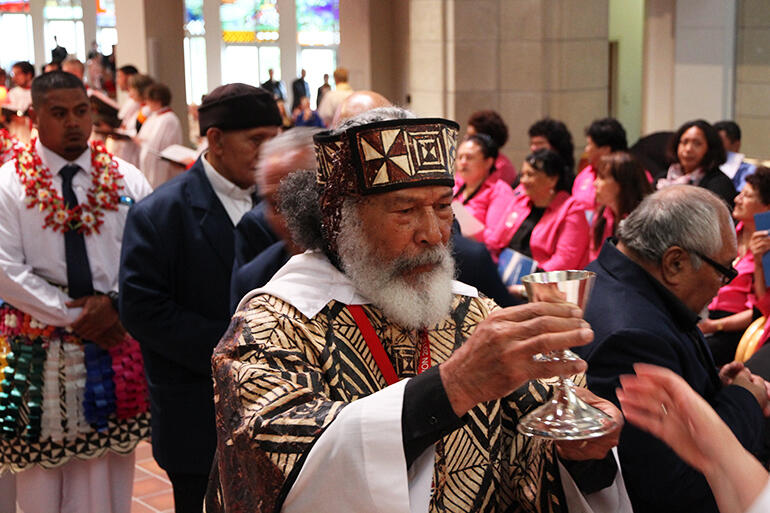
[312,118,459,256]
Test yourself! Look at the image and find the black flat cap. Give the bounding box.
[198,83,282,136]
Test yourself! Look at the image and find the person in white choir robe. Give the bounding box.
[111,73,153,167]
[137,82,183,188]
[0,71,152,513]
[105,65,141,163]
[4,61,34,144]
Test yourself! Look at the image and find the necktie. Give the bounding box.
[60,164,94,298]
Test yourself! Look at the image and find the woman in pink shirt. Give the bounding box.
[590,152,652,260]
[485,149,589,271]
[453,134,515,235]
[466,110,517,186]
[699,166,770,366]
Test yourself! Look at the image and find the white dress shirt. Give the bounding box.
[0,140,152,326]
[201,152,256,226]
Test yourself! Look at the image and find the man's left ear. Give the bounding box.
[660,246,690,286]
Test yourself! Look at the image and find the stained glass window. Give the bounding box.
[220,0,278,44]
[296,0,338,46]
[0,0,29,13]
[96,0,115,27]
[43,0,82,20]
[185,0,204,36]
[184,0,207,104]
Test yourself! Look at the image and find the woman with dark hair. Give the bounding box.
[527,117,575,178]
[699,166,770,366]
[573,117,628,211]
[659,119,736,208]
[467,110,517,186]
[453,133,515,231]
[590,152,652,260]
[485,148,589,271]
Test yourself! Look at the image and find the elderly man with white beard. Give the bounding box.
[206,108,628,513]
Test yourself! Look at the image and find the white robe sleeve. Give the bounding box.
[558,448,633,513]
[746,479,770,513]
[282,379,434,513]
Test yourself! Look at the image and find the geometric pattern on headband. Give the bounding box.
[352,120,458,194]
[313,117,459,195]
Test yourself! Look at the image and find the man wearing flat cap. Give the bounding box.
[207,108,630,513]
[119,83,281,513]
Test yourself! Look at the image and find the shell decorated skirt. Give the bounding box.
[0,303,150,473]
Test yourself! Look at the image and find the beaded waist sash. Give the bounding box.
[0,303,150,472]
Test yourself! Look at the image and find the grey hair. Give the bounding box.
[334,106,416,133]
[256,127,319,191]
[277,169,324,251]
[617,185,734,266]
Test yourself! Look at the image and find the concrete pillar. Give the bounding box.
[30,0,45,68]
[672,0,737,125]
[339,0,371,90]
[409,0,610,170]
[82,0,97,59]
[115,0,189,145]
[278,0,297,91]
[735,0,770,159]
[408,0,450,118]
[642,0,675,134]
[203,0,222,93]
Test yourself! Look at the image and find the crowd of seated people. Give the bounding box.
[701,166,770,366]
[5,65,770,513]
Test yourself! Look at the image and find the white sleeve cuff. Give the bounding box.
[283,379,434,513]
[558,448,633,513]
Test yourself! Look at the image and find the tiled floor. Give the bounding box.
[131,441,175,513]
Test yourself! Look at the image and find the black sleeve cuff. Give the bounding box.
[559,452,618,494]
[402,365,467,468]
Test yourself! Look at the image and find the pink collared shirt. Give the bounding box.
[572,164,597,210]
[489,153,517,186]
[710,222,754,313]
[484,190,590,270]
[453,176,515,229]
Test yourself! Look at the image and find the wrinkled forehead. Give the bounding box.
[362,185,453,210]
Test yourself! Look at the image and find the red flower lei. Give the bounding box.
[14,139,124,235]
[0,128,20,166]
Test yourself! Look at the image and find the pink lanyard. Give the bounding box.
[346,305,431,385]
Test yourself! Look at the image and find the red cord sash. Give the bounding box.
[347,305,431,385]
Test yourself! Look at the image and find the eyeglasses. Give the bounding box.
[692,251,738,285]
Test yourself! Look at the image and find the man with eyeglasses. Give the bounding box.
[574,185,769,513]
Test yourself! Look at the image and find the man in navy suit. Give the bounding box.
[119,83,281,513]
[577,185,769,513]
[230,128,317,311]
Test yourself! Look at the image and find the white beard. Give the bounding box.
[336,204,455,330]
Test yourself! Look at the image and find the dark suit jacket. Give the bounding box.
[699,166,737,209]
[291,78,310,111]
[119,159,235,475]
[576,241,763,513]
[232,203,279,271]
[450,221,520,308]
[230,241,291,312]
